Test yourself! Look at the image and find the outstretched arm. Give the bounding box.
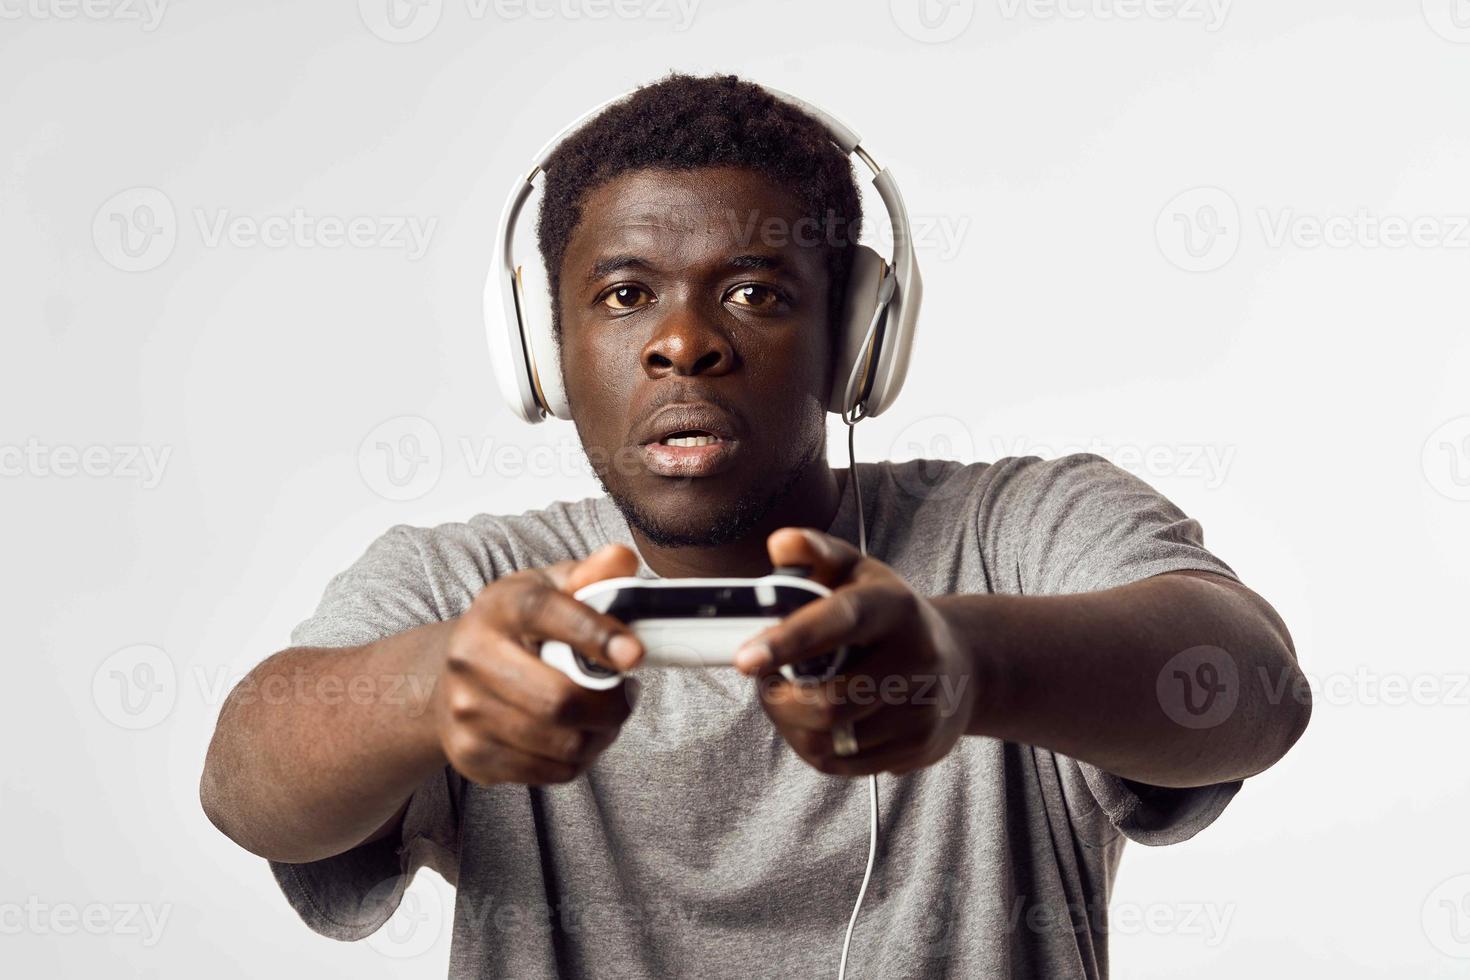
[936,567,1310,787]
[738,529,1310,788]
[200,544,645,864]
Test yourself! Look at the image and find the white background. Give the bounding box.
[3,0,1468,976]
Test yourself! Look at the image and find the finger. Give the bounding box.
[483,575,643,672]
[561,543,641,595]
[735,580,914,675]
[531,543,639,598]
[777,707,931,765]
[793,725,940,778]
[448,690,620,767]
[444,730,582,787]
[819,731,942,778]
[448,631,633,730]
[765,527,864,589]
[757,669,892,732]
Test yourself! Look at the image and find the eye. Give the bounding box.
[726,283,782,309]
[600,284,653,311]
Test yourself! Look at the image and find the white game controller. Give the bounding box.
[539,567,848,690]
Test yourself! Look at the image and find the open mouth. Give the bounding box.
[639,427,740,478]
[658,429,723,448]
[634,403,743,478]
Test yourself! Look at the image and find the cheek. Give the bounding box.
[745,319,831,376]
[562,332,632,404]
[763,332,833,398]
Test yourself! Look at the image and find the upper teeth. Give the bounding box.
[662,434,718,447]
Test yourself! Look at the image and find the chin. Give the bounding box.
[591,437,822,550]
[611,478,777,550]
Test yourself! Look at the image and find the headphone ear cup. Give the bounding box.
[828,245,888,415]
[516,259,571,420]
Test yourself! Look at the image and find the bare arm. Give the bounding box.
[199,623,451,864]
[938,569,1312,787]
[199,544,646,865]
[744,530,1310,788]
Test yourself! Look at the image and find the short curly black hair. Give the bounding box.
[534,72,862,335]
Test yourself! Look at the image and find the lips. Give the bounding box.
[634,402,744,478]
[635,402,741,447]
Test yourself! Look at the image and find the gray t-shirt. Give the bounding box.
[269,455,1244,979]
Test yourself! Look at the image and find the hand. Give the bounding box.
[734,528,978,777]
[433,544,645,786]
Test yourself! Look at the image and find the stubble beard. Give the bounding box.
[587,434,825,550]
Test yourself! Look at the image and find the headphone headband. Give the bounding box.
[486,81,923,424]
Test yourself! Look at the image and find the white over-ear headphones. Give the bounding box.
[485,82,922,425]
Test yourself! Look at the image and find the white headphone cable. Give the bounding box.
[836,414,879,980]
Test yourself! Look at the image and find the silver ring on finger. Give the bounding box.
[832,721,859,758]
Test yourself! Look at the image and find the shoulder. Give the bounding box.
[867,453,1159,559]
[871,452,1124,515]
[289,495,617,646]
[380,493,617,581]
[960,452,1194,546]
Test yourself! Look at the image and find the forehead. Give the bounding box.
[562,166,826,273]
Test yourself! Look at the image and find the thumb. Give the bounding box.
[766,527,863,589]
[557,543,641,595]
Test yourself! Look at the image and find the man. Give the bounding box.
[200,73,1310,979]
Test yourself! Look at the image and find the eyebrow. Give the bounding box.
[585,253,787,282]
[586,255,657,282]
[726,254,785,272]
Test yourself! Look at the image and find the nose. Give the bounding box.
[640,301,737,380]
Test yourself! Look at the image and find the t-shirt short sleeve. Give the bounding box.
[287,524,445,648]
[986,453,1241,596]
[981,453,1244,846]
[268,525,464,940]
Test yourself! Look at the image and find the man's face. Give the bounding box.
[556,166,835,547]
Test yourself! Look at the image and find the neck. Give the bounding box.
[630,462,847,578]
